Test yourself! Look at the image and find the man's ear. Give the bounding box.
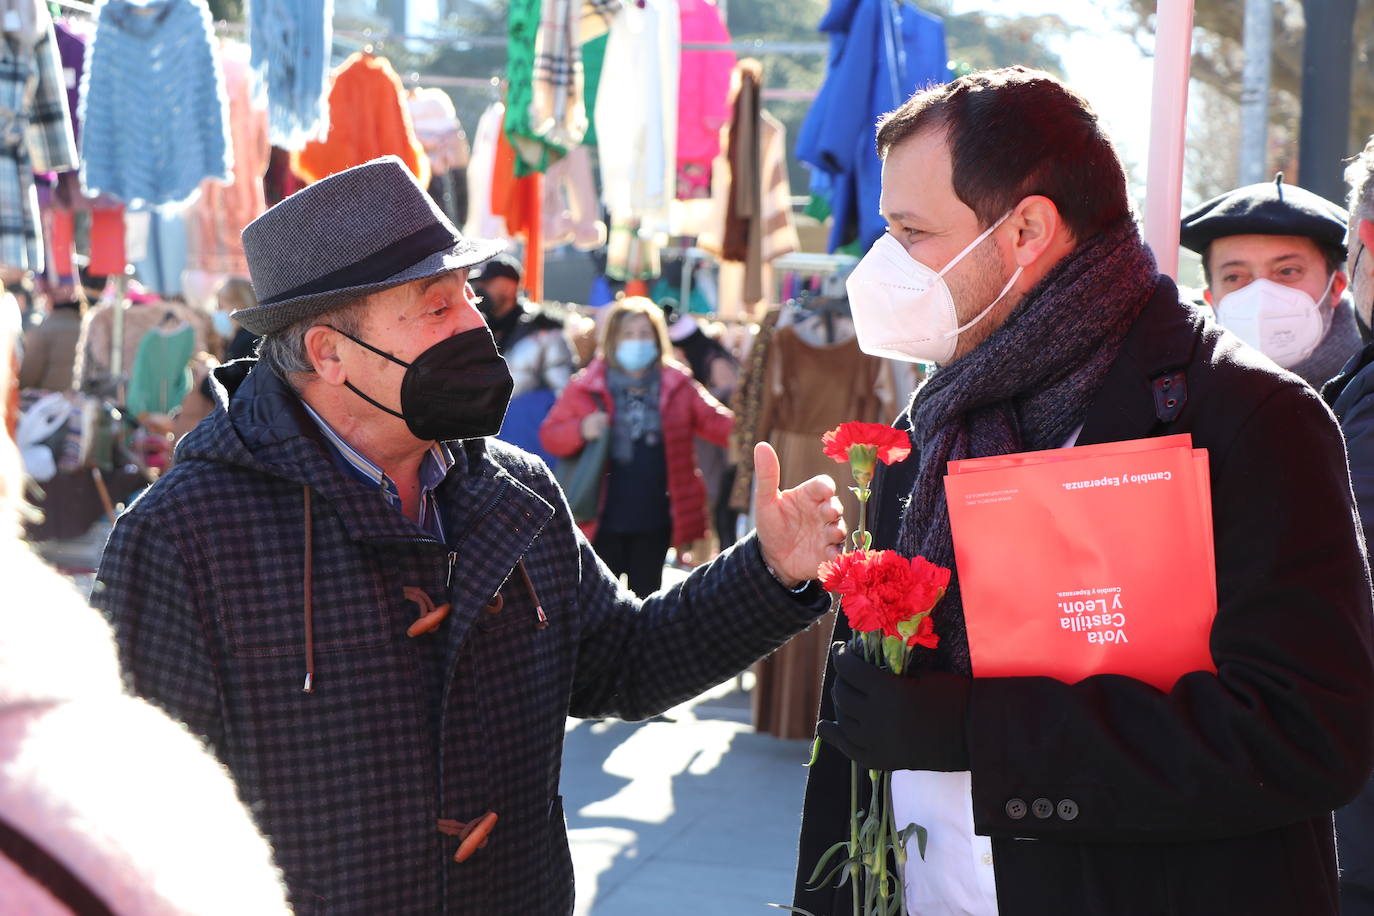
[1332,270,1349,303]
[1359,217,1374,253]
[1006,195,1065,268]
[1203,287,1213,306]
[304,325,347,385]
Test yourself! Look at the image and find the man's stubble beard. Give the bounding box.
[944,239,1022,363]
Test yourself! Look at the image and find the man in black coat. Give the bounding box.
[1324,134,1374,916]
[794,67,1374,916]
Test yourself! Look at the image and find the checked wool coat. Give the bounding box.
[93,359,830,915]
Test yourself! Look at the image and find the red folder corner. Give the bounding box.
[944,436,1216,692]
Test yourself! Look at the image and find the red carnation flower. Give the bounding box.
[907,613,940,649]
[822,422,913,470]
[821,549,950,641]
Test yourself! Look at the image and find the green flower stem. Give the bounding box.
[850,760,860,916]
[877,771,890,907]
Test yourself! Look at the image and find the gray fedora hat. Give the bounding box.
[234,156,505,336]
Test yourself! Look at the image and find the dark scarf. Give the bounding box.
[896,218,1159,676]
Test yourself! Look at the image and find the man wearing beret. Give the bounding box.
[1181,173,1360,387]
[91,156,845,914]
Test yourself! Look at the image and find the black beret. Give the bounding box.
[472,252,522,283]
[1179,173,1349,256]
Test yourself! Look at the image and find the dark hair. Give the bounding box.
[875,66,1131,243]
[1200,240,1345,287]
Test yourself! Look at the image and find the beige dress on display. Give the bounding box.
[751,321,893,739]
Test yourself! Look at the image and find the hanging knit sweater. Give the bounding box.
[249,0,332,150]
[79,0,231,208]
[290,52,429,186]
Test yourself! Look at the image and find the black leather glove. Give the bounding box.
[817,642,972,771]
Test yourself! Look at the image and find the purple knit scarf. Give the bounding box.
[896,217,1159,676]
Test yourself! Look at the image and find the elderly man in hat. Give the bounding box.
[1180,174,1359,387]
[92,157,843,915]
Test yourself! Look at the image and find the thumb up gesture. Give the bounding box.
[753,441,847,587]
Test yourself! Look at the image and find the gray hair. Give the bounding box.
[255,297,368,389]
[1346,136,1374,236]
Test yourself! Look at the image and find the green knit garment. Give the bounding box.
[504,0,549,177]
[581,32,608,147]
[126,323,195,417]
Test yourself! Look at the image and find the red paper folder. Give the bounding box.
[944,436,1216,691]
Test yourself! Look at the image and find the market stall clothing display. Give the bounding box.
[464,101,509,240]
[699,61,800,317]
[408,87,470,227]
[491,121,544,300]
[262,144,306,206]
[75,296,207,399]
[125,320,194,418]
[186,39,268,278]
[675,0,734,199]
[18,303,82,392]
[290,52,429,186]
[79,0,231,209]
[45,201,126,277]
[796,0,948,252]
[133,209,188,297]
[504,0,548,176]
[544,144,606,251]
[0,0,40,43]
[51,18,89,147]
[580,0,622,42]
[529,0,588,157]
[248,0,332,150]
[407,87,469,176]
[579,31,607,147]
[751,323,892,740]
[595,0,679,233]
[0,7,77,273]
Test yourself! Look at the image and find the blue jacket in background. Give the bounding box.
[796,0,949,253]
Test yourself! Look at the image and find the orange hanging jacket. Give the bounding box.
[291,53,430,187]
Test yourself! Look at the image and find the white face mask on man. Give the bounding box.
[846,211,1023,365]
[1213,273,1335,369]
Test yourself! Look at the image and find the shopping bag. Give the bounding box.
[553,396,610,525]
[944,436,1216,691]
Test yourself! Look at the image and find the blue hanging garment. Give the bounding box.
[249,0,333,149]
[79,0,231,208]
[795,0,949,253]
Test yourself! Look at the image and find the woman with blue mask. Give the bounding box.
[541,297,736,597]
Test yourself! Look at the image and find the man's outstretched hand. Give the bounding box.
[753,441,847,588]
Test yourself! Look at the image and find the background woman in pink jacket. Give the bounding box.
[541,298,734,596]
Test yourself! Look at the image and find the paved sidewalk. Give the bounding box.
[563,673,815,915]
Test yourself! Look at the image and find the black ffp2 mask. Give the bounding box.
[330,325,514,442]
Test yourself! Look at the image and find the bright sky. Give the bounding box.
[947,0,1158,202]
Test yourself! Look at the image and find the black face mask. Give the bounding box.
[329,325,514,442]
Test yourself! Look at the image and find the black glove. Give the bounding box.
[817,642,972,771]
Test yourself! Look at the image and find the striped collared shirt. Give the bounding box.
[300,401,454,541]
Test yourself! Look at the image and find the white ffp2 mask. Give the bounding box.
[846,212,1024,365]
[1213,274,1334,369]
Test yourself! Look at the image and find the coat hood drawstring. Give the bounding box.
[303,486,315,693]
[300,483,547,692]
